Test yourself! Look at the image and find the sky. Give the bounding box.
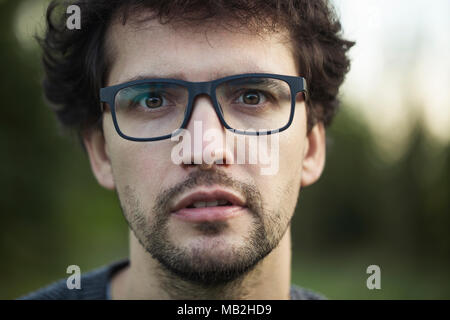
[332,0,450,158]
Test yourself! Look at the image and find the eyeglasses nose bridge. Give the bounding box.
[183,81,224,125]
[190,80,214,97]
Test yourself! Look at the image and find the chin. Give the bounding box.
[186,236,247,260]
[161,241,264,286]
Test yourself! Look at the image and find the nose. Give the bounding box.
[180,95,234,167]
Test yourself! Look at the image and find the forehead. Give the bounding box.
[105,13,298,86]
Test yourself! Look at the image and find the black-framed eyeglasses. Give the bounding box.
[99,73,307,142]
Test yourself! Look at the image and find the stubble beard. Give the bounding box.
[118,169,292,297]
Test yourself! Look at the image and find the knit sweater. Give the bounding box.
[18,259,325,300]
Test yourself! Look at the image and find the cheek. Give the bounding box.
[104,117,175,196]
[253,103,307,211]
[112,144,173,184]
[282,102,307,172]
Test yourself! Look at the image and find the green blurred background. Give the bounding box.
[1,0,449,299]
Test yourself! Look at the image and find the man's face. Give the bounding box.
[87,15,323,285]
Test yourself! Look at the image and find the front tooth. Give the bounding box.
[206,201,218,207]
[193,201,206,208]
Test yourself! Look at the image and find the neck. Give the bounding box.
[111,227,292,299]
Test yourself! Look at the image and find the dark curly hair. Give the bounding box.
[39,0,355,141]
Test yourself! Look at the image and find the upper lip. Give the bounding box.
[170,187,247,212]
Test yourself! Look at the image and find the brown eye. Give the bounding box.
[145,95,163,108]
[242,91,261,105]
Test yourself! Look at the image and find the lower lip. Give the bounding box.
[171,205,247,222]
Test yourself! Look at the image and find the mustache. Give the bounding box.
[152,169,263,218]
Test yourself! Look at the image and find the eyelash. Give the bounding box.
[231,89,274,106]
[130,92,172,111]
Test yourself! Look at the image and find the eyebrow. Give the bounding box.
[120,72,189,83]
[117,64,272,84]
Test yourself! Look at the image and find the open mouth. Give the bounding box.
[186,200,233,208]
[170,188,247,222]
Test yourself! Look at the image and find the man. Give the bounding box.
[21,0,354,299]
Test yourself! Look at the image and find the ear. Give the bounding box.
[82,128,115,190]
[300,122,326,187]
